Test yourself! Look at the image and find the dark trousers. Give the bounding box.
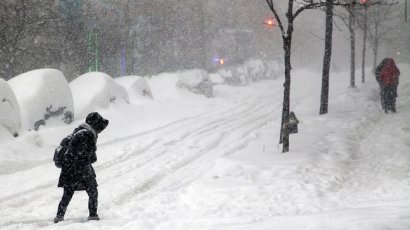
[382,86,397,112]
[56,186,98,217]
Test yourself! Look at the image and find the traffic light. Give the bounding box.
[263,18,276,28]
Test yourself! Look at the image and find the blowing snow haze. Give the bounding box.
[1,1,408,80]
[0,1,410,229]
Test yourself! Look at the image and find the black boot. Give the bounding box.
[87,215,100,221]
[54,216,64,223]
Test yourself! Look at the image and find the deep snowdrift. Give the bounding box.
[8,69,74,131]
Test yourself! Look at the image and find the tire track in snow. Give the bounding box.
[0,93,278,224]
[0,100,250,208]
[105,100,273,181]
[107,104,276,207]
[0,100,245,207]
[96,98,264,171]
[96,98,275,181]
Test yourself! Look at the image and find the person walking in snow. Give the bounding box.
[54,112,109,223]
[375,58,400,113]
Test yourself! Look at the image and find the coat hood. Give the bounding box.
[85,112,109,133]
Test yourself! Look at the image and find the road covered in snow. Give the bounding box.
[0,66,409,230]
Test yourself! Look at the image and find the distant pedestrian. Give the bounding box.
[375,58,400,113]
[53,112,109,223]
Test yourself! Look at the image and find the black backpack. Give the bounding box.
[53,134,73,168]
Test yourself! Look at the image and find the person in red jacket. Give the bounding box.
[375,58,400,113]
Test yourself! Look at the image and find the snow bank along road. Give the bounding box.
[0,67,409,229]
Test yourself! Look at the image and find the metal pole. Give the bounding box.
[87,30,92,72]
[95,32,99,71]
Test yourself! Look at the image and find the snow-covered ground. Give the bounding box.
[0,65,409,230]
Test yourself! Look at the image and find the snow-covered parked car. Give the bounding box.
[244,59,284,82]
[70,72,129,118]
[115,76,153,102]
[218,66,249,86]
[176,69,213,98]
[208,73,224,85]
[0,79,21,136]
[263,58,284,80]
[244,59,265,82]
[8,69,74,131]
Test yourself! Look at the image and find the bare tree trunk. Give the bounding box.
[279,36,292,153]
[361,6,367,83]
[266,0,325,152]
[279,7,294,152]
[349,7,356,88]
[320,0,334,115]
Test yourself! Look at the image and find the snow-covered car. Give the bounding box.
[176,69,214,98]
[8,69,74,131]
[70,72,129,118]
[115,76,153,102]
[0,79,21,136]
[208,73,224,85]
[215,58,284,86]
[218,66,249,86]
[263,58,284,80]
[244,59,265,82]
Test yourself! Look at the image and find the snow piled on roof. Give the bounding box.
[8,69,73,130]
[0,78,20,136]
[70,72,129,118]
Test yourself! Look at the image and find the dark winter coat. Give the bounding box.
[58,123,98,190]
[376,58,400,87]
[57,112,109,191]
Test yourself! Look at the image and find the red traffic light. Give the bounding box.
[263,18,276,28]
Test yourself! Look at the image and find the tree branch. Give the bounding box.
[293,2,326,19]
[265,0,285,36]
